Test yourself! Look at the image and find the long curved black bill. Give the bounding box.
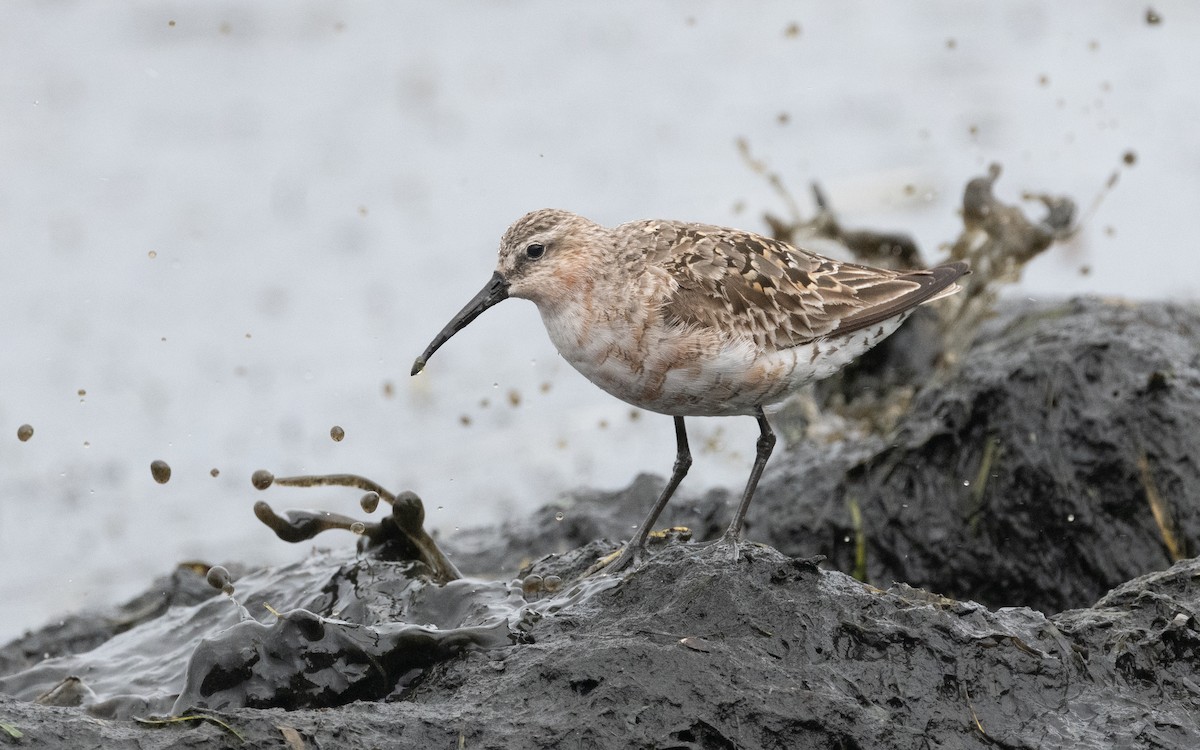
[411,272,510,376]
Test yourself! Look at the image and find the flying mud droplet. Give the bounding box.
[350,522,366,535]
[206,565,234,595]
[554,511,565,522]
[148,250,157,259]
[543,575,562,593]
[150,460,172,484]
[251,469,275,490]
[330,425,345,442]
[17,424,33,442]
[360,492,380,514]
[210,468,220,477]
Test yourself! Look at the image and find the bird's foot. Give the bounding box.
[585,527,692,577]
[585,542,645,577]
[712,530,744,563]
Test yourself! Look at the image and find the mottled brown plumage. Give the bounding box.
[634,219,966,349]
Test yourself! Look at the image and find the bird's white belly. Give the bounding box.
[539,305,912,418]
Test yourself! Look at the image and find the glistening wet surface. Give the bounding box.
[0,474,618,719]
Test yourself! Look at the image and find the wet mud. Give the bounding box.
[758,298,1200,615]
[2,527,1199,747]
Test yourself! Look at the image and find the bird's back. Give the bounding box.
[616,219,967,352]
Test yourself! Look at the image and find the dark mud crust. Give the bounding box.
[2,544,1199,748]
[757,298,1200,615]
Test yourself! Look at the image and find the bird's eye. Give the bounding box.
[525,243,545,259]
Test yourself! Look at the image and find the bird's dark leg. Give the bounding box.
[599,416,692,574]
[719,406,776,555]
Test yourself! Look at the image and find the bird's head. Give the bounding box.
[410,209,606,376]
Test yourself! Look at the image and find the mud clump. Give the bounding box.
[758,298,1200,615]
[149,460,171,484]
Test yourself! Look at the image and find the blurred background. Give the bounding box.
[2,2,1197,643]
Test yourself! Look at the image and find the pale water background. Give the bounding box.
[2,2,1197,642]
